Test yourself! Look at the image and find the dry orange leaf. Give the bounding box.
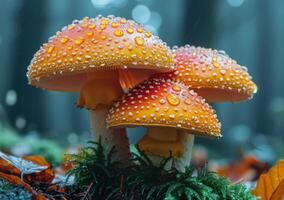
[0,155,54,184]
[22,155,55,184]
[0,172,33,192]
[216,155,266,182]
[253,160,284,200]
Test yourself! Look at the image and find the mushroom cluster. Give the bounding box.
[27,15,257,170]
[27,15,174,163]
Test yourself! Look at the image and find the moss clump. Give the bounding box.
[66,141,257,200]
[66,140,124,199]
[0,179,32,200]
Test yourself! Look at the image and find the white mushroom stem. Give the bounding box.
[175,132,195,172]
[90,105,130,164]
[77,75,131,164]
[137,127,195,172]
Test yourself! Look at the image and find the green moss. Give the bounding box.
[0,125,63,166]
[66,141,257,200]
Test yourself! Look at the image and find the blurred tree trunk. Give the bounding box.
[182,0,217,47]
[255,1,273,134]
[7,0,47,133]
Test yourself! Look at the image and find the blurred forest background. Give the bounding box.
[0,0,283,163]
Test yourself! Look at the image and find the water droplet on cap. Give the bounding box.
[172,85,181,92]
[47,46,54,53]
[166,94,180,106]
[135,37,144,46]
[127,28,134,34]
[75,39,84,45]
[60,37,69,44]
[114,29,124,37]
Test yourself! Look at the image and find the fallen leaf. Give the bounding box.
[0,159,20,174]
[0,155,54,184]
[271,179,284,200]
[22,155,55,184]
[0,172,32,192]
[253,160,284,200]
[216,155,269,182]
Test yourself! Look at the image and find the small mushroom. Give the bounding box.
[27,16,175,163]
[169,45,257,102]
[107,77,221,171]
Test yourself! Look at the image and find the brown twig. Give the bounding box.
[120,175,124,193]
[82,182,93,200]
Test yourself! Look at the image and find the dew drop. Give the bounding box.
[120,18,127,24]
[68,25,75,30]
[134,37,144,46]
[111,22,118,28]
[100,24,106,30]
[89,24,95,30]
[47,46,54,53]
[169,114,175,119]
[172,85,181,92]
[137,27,143,33]
[145,32,152,38]
[184,98,191,105]
[212,61,219,67]
[86,32,93,37]
[127,28,134,34]
[75,38,84,45]
[85,55,91,59]
[220,69,226,75]
[114,29,124,37]
[60,37,69,44]
[166,94,180,106]
[159,98,166,104]
[101,19,109,25]
[81,22,88,28]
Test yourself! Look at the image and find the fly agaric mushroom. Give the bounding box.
[168,45,257,102]
[107,77,221,171]
[27,15,175,163]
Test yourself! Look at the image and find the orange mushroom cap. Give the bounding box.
[166,45,257,102]
[27,15,175,92]
[107,77,221,138]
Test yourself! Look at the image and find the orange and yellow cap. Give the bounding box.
[107,77,221,138]
[27,16,175,92]
[168,45,257,102]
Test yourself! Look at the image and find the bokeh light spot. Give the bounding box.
[5,90,17,106]
[227,0,245,7]
[15,116,26,130]
[132,5,151,23]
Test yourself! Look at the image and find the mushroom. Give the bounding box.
[27,15,175,163]
[107,77,221,171]
[168,45,257,103]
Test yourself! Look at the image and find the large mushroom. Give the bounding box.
[169,45,257,102]
[107,77,221,171]
[27,15,175,163]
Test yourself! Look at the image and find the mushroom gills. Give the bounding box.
[193,88,252,103]
[137,127,184,158]
[77,72,124,109]
[118,69,153,92]
[137,127,195,171]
